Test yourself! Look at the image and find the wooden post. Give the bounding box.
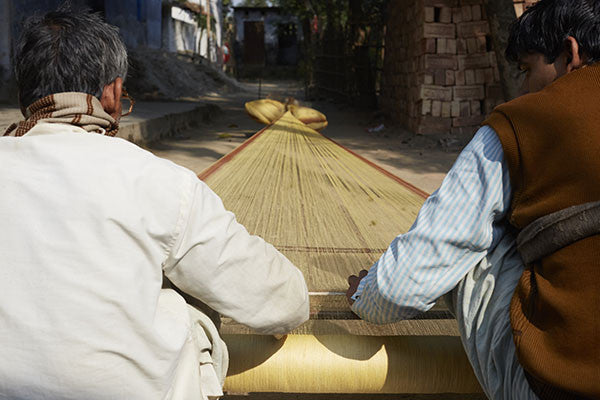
[481,0,522,101]
[206,0,212,63]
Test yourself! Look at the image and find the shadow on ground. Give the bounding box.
[146,80,467,194]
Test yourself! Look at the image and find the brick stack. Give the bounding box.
[381,0,534,137]
[513,0,537,17]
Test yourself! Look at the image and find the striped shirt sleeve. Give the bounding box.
[350,125,512,323]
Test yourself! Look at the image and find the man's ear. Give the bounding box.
[564,36,583,73]
[100,77,123,121]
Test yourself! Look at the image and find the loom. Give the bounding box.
[198,111,482,394]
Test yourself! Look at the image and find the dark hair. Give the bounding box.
[14,5,128,108]
[506,0,600,64]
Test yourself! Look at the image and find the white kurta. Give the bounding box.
[0,123,309,399]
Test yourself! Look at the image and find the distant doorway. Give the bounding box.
[277,23,298,65]
[243,21,265,65]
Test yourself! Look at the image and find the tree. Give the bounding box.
[238,0,272,6]
[482,0,523,101]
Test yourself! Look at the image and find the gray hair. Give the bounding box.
[14,6,128,108]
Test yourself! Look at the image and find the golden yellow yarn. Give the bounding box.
[244,99,328,131]
[201,111,425,292]
[244,99,286,125]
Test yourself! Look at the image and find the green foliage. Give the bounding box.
[196,13,217,33]
[222,0,233,15]
[274,0,387,28]
[274,0,325,19]
[357,0,388,27]
[238,0,272,6]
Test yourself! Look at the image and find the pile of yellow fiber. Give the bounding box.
[245,99,328,131]
[244,99,285,125]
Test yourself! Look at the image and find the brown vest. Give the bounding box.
[485,64,600,399]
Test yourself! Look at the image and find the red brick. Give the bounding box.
[442,101,452,118]
[471,5,482,20]
[465,69,475,85]
[434,69,446,85]
[421,84,453,101]
[477,36,487,52]
[445,69,455,85]
[422,99,432,115]
[424,54,458,69]
[446,38,457,54]
[431,100,442,116]
[452,7,463,23]
[455,70,466,85]
[421,38,437,54]
[416,116,452,134]
[470,99,481,115]
[460,101,471,117]
[425,6,435,22]
[453,114,484,127]
[466,38,478,54]
[424,0,459,7]
[457,21,490,38]
[458,53,490,69]
[475,68,485,84]
[484,67,495,83]
[440,7,452,23]
[457,39,467,54]
[451,100,461,117]
[453,85,485,100]
[424,23,456,38]
[461,5,472,21]
[437,38,448,54]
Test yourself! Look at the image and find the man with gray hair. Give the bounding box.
[0,7,309,400]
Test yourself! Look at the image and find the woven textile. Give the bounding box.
[200,111,426,293]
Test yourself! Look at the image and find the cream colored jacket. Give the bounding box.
[0,123,309,399]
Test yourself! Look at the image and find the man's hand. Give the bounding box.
[346,269,369,306]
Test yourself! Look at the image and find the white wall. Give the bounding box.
[199,0,223,64]
[234,9,301,46]
[234,8,302,66]
[163,0,223,66]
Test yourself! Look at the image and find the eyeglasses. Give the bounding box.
[121,88,135,117]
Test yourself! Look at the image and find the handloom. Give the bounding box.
[199,111,482,394]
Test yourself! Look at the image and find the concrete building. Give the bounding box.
[233,7,302,73]
[0,0,225,102]
[162,0,224,65]
[104,0,163,49]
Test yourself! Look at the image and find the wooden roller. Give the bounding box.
[222,334,481,394]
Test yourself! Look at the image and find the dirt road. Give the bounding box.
[146,80,464,195]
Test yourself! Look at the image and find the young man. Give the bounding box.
[0,8,308,400]
[347,1,600,399]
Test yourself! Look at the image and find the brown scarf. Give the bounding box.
[3,92,119,137]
